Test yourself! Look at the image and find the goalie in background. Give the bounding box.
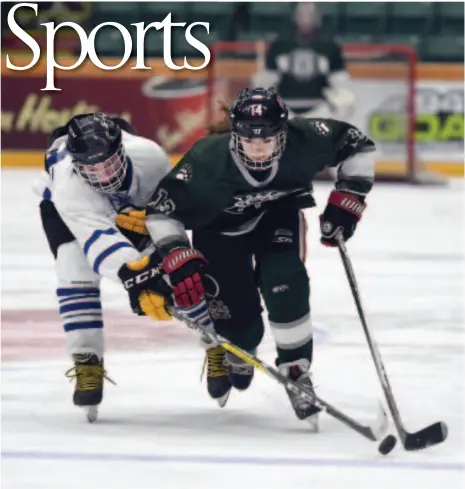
[253,2,355,123]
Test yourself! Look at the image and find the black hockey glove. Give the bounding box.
[320,190,366,247]
[118,253,173,320]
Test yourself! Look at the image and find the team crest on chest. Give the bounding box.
[225,189,295,214]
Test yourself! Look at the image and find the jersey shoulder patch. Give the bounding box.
[307,119,333,137]
[333,122,376,163]
[338,123,374,151]
[288,118,336,149]
[173,162,193,182]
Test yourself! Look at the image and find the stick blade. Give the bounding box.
[403,421,448,451]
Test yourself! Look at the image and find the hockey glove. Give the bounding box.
[320,190,366,247]
[116,208,148,234]
[118,253,173,320]
[116,207,150,251]
[162,247,208,308]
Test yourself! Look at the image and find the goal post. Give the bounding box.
[343,43,416,183]
[206,40,447,184]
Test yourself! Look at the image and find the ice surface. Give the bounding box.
[1,169,464,489]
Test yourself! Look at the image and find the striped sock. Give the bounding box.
[177,300,214,330]
[57,287,103,332]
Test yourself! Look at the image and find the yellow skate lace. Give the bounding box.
[65,364,116,391]
[200,346,227,380]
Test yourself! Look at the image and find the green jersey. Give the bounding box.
[265,36,346,113]
[147,118,375,235]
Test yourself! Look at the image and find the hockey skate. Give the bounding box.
[225,350,255,391]
[65,353,114,423]
[201,334,231,407]
[277,358,320,431]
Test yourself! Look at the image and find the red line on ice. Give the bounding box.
[1,309,191,361]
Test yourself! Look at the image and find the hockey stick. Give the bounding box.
[336,233,448,451]
[167,306,388,443]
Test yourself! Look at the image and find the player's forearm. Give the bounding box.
[335,151,375,196]
[96,243,141,282]
[65,217,141,282]
[145,213,190,256]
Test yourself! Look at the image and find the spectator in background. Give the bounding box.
[254,2,355,122]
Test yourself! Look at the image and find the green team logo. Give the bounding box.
[369,88,464,143]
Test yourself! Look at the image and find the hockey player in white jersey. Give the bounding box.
[38,112,177,422]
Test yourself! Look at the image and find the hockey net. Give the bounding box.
[206,41,446,184]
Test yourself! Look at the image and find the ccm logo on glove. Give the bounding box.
[121,265,162,289]
[118,254,173,320]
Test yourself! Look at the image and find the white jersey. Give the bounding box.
[37,131,173,282]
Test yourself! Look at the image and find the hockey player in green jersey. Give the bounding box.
[116,87,375,423]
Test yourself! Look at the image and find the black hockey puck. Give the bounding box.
[378,434,397,455]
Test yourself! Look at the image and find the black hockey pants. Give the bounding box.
[193,208,313,364]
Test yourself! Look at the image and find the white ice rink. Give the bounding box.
[1,169,464,489]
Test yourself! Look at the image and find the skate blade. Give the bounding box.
[306,413,319,433]
[216,390,231,408]
[86,406,99,423]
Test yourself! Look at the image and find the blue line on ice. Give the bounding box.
[2,451,463,471]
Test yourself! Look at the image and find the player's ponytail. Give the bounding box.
[208,102,231,135]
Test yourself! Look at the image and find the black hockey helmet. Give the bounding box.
[66,112,127,193]
[229,87,288,171]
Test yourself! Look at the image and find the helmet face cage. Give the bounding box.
[231,131,287,171]
[67,113,127,194]
[229,88,288,171]
[74,145,128,194]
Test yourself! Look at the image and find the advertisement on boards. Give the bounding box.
[2,2,463,175]
[1,76,210,154]
[350,79,464,168]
